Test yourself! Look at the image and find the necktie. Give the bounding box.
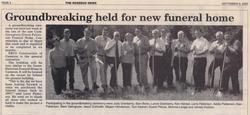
[115,41,119,59]
[153,39,156,55]
[167,42,172,54]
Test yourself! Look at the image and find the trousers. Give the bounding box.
[193,57,207,91]
[79,57,97,89]
[51,67,66,94]
[122,63,132,87]
[64,56,75,89]
[173,56,188,83]
[221,65,240,93]
[149,56,164,88]
[97,55,108,87]
[208,58,223,87]
[105,56,120,88]
[135,54,149,87]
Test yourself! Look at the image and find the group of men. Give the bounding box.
[49,26,242,96]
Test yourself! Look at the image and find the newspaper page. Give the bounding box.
[0,0,249,115]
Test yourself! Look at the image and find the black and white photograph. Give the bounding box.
[46,25,243,100]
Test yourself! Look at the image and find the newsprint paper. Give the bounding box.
[0,0,249,115]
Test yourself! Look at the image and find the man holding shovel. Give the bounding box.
[208,31,225,88]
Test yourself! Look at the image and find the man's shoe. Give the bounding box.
[84,87,90,92]
[93,83,100,90]
[70,84,74,90]
[230,90,240,96]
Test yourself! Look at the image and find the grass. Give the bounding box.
[46,48,242,100]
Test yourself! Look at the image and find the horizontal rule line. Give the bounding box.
[3,3,221,6]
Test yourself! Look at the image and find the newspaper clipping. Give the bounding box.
[0,0,249,115]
